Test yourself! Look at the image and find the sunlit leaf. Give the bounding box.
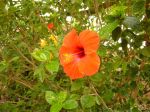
[57,91,67,103]
[34,66,46,82]
[31,49,48,62]
[45,59,59,72]
[63,99,78,109]
[45,91,57,105]
[139,46,150,57]
[80,95,96,108]
[99,20,119,39]
[50,102,63,112]
[71,79,84,91]
[123,16,140,29]
[0,60,8,72]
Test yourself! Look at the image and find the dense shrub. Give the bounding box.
[0,0,150,111]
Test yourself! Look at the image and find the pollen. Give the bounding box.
[40,39,47,47]
[63,53,73,63]
[49,35,58,46]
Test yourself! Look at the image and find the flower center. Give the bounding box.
[75,47,85,58]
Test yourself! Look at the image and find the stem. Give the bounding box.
[9,43,36,68]
[11,76,34,90]
[87,78,113,112]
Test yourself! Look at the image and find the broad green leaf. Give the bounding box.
[99,21,119,39]
[139,46,150,57]
[34,66,46,82]
[90,73,103,82]
[50,102,63,112]
[80,95,96,108]
[57,91,67,103]
[133,35,143,48]
[132,0,145,17]
[71,79,84,91]
[112,26,121,41]
[31,49,48,62]
[45,91,57,105]
[121,29,136,39]
[63,100,78,109]
[69,94,80,100]
[123,16,140,29]
[45,59,59,72]
[108,5,127,16]
[103,90,114,102]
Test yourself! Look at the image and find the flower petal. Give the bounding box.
[79,30,100,54]
[78,53,100,76]
[63,61,84,79]
[62,29,80,48]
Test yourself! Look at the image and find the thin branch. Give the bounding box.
[11,76,34,90]
[87,78,113,112]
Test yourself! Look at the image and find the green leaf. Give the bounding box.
[112,26,121,41]
[103,90,114,102]
[113,57,122,70]
[122,61,128,75]
[63,100,78,110]
[57,91,67,103]
[31,49,48,62]
[50,102,63,112]
[98,46,107,57]
[45,91,57,105]
[132,0,145,17]
[45,59,59,72]
[99,20,119,39]
[139,46,150,57]
[71,79,84,91]
[121,38,128,53]
[132,107,140,112]
[0,60,8,72]
[80,95,96,108]
[95,96,101,105]
[130,81,137,90]
[108,5,127,16]
[146,0,150,18]
[34,66,46,82]
[90,73,103,82]
[69,94,80,100]
[123,16,140,29]
[9,56,19,63]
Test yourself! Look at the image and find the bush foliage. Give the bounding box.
[0,0,150,111]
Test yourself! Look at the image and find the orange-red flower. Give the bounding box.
[47,23,54,30]
[59,29,100,79]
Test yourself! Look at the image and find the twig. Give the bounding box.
[87,78,113,112]
[11,76,34,90]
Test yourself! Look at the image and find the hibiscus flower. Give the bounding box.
[59,29,100,79]
[47,23,54,30]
